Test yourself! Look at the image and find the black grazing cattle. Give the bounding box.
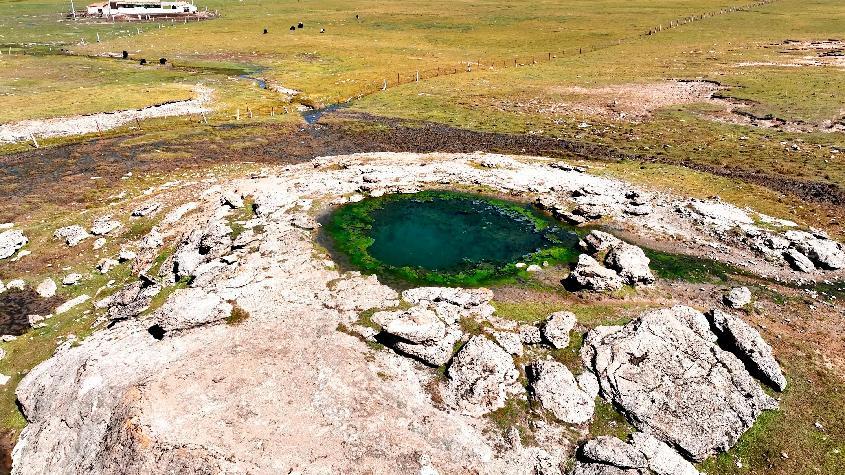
[122,50,128,59]
[297,22,303,28]
[263,28,268,34]
[290,25,296,31]
[139,58,147,65]
[159,58,167,65]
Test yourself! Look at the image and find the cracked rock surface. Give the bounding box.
[581,306,779,461]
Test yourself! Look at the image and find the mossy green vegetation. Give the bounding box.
[325,190,581,287]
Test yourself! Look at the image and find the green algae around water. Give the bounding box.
[325,190,581,287]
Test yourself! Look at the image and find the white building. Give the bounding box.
[87,1,198,17]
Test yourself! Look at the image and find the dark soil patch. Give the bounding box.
[0,288,62,336]
[1,111,842,224]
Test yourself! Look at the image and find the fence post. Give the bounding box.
[416,71,419,82]
[397,73,400,85]
[236,109,240,121]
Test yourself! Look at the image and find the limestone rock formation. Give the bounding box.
[708,309,787,391]
[581,306,778,461]
[530,360,595,424]
[573,433,701,475]
[35,278,57,298]
[783,248,815,272]
[0,229,27,259]
[580,230,621,254]
[54,225,90,246]
[603,243,654,286]
[542,311,577,349]
[723,286,752,308]
[90,215,121,236]
[568,254,624,292]
[785,230,845,270]
[444,335,521,416]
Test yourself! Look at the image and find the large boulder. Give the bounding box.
[444,336,521,416]
[708,309,787,391]
[530,360,595,424]
[567,255,624,292]
[783,248,815,272]
[603,243,654,286]
[581,306,778,461]
[35,278,57,298]
[541,311,577,349]
[0,229,27,259]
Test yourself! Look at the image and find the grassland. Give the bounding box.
[1,0,844,473]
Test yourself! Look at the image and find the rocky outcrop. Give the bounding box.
[90,216,121,236]
[580,231,621,254]
[542,311,577,349]
[708,309,787,391]
[530,360,595,424]
[0,229,27,259]
[784,230,844,270]
[444,335,521,416]
[368,287,496,366]
[723,286,752,308]
[581,306,778,461]
[573,433,700,475]
[603,243,654,286]
[567,255,624,292]
[783,248,815,272]
[54,225,90,247]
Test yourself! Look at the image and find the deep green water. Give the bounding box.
[326,190,580,286]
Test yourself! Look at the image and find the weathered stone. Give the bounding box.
[90,216,121,236]
[582,306,777,461]
[35,278,57,298]
[519,324,543,344]
[0,229,27,259]
[783,249,815,272]
[383,306,446,344]
[6,280,25,291]
[786,231,845,270]
[444,336,520,416]
[530,360,594,424]
[493,331,523,356]
[118,249,138,262]
[580,231,622,254]
[581,436,647,469]
[723,286,752,308]
[708,309,786,391]
[140,228,164,250]
[630,433,700,475]
[93,238,106,250]
[567,255,624,292]
[394,327,462,367]
[54,226,89,247]
[604,243,654,286]
[542,311,577,349]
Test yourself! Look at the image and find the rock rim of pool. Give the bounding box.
[13,152,835,474]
